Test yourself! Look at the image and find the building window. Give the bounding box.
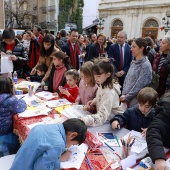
[112,19,123,27]
[144,19,159,27]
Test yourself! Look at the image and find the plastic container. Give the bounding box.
[13,71,18,83]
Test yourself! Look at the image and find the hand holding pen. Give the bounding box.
[111,120,120,130]
[58,86,71,97]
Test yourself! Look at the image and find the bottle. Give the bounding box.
[13,71,18,83]
[8,72,12,79]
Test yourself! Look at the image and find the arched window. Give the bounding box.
[112,19,123,27]
[111,19,123,38]
[144,19,159,27]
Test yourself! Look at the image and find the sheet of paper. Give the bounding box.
[60,143,88,169]
[60,105,91,118]
[166,157,170,169]
[0,54,13,73]
[120,154,136,170]
[46,98,71,107]
[123,130,147,154]
[35,91,55,100]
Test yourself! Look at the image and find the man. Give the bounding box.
[62,29,80,69]
[108,31,133,89]
[57,29,68,49]
[28,25,43,70]
[85,33,97,61]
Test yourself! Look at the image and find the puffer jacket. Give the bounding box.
[0,39,28,77]
[0,93,26,135]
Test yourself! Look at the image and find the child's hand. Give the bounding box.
[111,120,120,130]
[26,77,30,81]
[141,128,147,138]
[30,68,36,75]
[53,92,59,96]
[155,159,168,170]
[60,151,72,162]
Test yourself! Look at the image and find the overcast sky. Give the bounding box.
[83,0,101,28]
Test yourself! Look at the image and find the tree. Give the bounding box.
[58,0,84,33]
[4,0,35,29]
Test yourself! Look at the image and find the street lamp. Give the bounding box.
[161,15,170,34]
[96,18,105,33]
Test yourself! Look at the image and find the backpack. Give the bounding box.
[148,71,160,90]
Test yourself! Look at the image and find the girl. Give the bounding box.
[87,33,107,61]
[30,34,60,83]
[75,61,98,105]
[0,77,26,157]
[47,51,70,92]
[58,69,79,103]
[82,58,124,126]
[22,31,31,53]
[77,34,86,68]
[120,37,152,108]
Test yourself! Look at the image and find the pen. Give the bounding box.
[18,96,25,101]
[104,142,115,152]
[84,152,93,170]
[93,153,103,155]
[62,87,72,90]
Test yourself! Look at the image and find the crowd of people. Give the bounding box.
[0,25,170,170]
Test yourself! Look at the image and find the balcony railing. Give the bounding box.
[48,6,56,12]
[39,22,47,29]
[40,6,47,14]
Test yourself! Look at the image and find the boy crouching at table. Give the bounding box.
[10,118,87,170]
[110,87,158,137]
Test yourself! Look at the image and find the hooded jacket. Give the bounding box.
[82,83,124,126]
[0,93,26,135]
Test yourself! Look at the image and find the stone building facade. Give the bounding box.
[98,0,170,39]
[0,0,5,29]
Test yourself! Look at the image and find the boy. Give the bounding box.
[10,118,87,170]
[146,91,170,170]
[110,87,158,137]
[27,64,47,83]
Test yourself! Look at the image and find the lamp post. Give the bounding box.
[96,18,105,33]
[162,15,170,34]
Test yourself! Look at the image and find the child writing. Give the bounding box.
[75,61,98,105]
[110,87,158,137]
[10,118,87,170]
[0,77,26,157]
[82,58,124,126]
[27,64,48,82]
[146,90,170,170]
[58,69,79,103]
[47,51,70,92]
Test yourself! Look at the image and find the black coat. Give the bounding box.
[146,94,170,163]
[0,39,28,77]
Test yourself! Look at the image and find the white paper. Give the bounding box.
[0,54,13,73]
[120,154,136,170]
[46,98,71,107]
[166,157,170,169]
[123,130,147,154]
[61,105,91,118]
[60,143,88,169]
[35,91,55,100]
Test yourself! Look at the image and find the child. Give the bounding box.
[47,51,70,92]
[146,91,170,170]
[82,58,124,126]
[110,87,158,137]
[0,77,26,157]
[27,64,48,82]
[58,69,79,103]
[22,31,31,53]
[10,118,87,170]
[75,61,98,105]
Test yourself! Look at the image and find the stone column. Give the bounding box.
[0,0,5,29]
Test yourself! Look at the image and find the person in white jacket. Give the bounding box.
[82,58,124,126]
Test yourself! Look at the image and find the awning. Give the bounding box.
[83,22,98,30]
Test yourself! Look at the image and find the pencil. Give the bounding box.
[104,142,115,152]
[18,96,25,101]
[102,160,114,170]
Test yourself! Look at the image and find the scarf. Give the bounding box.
[68,40,80,69]
[53,65,67,92]
[97,43,104,56]
[29,34,43,68]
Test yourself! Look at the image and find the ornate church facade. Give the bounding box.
[98,0,170,39]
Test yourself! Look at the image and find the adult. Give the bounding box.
[152,35,170,97]
[62,29,80,69]
[120,37,152,108]
[30,34,60,83]
[108,31,133,88]
[0,29,28,77]
[87,33,106,61]
[85,33,96,61]
[83,34,89,45]
[57,29,67,49]
[28,25,43,70]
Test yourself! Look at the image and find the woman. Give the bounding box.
[30,34,60,83]
[87,33,107,61]
[120,37,152,108]
[77,34,86,68]
[152,35,170,97]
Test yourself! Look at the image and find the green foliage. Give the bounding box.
[58,0,84,33]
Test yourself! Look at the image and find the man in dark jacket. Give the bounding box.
[146,92,170,170]
[0,29,28,77]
